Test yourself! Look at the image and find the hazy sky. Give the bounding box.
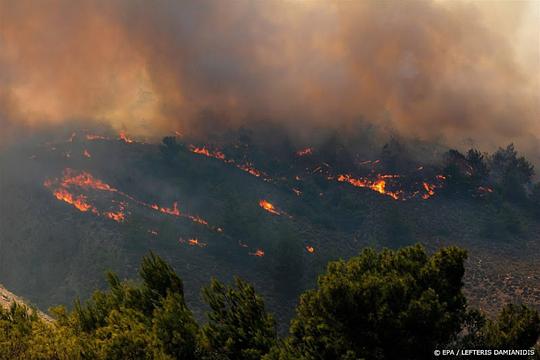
[0,0,538,155]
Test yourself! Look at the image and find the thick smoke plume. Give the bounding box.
[0,0,538,155]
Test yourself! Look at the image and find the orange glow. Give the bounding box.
[179,237,207,247]
[188,238,205,247]
[306,245,315,253]
[190,146,226,160]
[337,174,401,200]
[422,182,436,199]
[45,169,213,228]
[119,131,134,143]
[237,163,263,177]
[189,144,271,180]
[105,211,125,222]
[249,249,265,257]
[59,169,117,192]
[259,200,281,215]
[188,215,208,225]
[51,188,93,212]
[296,147,313,156]
[159,202,181,216]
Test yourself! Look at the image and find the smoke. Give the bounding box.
[0,0,538,157]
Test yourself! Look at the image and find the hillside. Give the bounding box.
[0,130,539,327]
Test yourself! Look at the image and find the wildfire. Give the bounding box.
[179,238,207,248]
[422,182,436,199]
[306,245,315,253]
[44,169,214,228]
[50,188,94,212]
[188,215,208,225]
[337,174,402,200]
[158,202,181,216]
[119,131,134,144]
[189,144,271,181]
[249,249,265,257]
[238,163,264,177]
[296,147,313,157]
[191,146,226,160]
[259,200,281,215]
[105,211,125,222]
[59,169,117,192]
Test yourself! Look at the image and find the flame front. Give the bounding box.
[259,200,281,215]
[337,174,402,200]
[44,169,214,229]
[51,188,94,212]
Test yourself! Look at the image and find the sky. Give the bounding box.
[0,0,538,157]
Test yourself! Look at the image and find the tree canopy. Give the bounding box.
[0,247,538,360]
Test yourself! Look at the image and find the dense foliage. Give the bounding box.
[1,247,538,360]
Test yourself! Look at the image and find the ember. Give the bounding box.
[105,211,125,222]
[259,200,281,215]
[249,249,265,257]
[119,131,134,143]
[296,147,313,157]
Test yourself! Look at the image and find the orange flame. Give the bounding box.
[238,163,263,177]
[259,200,281,215]
[45,169,214,228]
[179,238,207,247]
[159,202,181,216]
[337,174,401,200]
[191,146,226,160]
[306,245,315,253]
[105,211,125,222]
[119,131,134,143]
[249,249,265,257]
[422,182,436,199]
[59,169,117,192]
[51,188,93,212]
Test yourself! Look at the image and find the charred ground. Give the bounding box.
[0,127,539,329]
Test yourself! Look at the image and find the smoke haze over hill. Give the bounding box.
[0,0,538,159]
